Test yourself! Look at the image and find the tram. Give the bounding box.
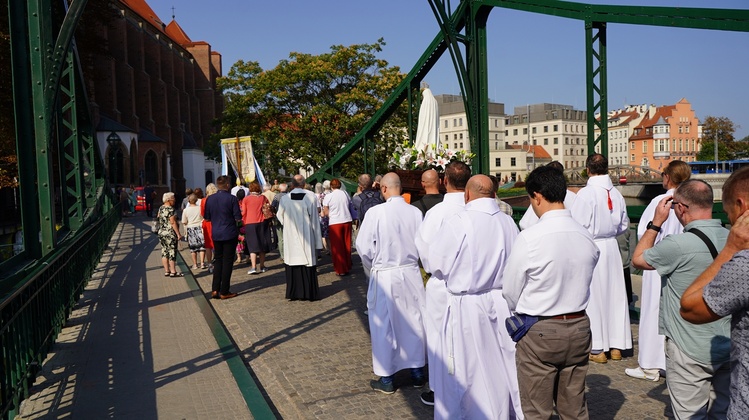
[688,159,749,174]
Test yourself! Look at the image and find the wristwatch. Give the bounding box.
[646,221,661,232]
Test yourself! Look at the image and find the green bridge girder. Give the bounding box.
[308,0,749,184]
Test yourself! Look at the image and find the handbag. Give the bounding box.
[151,217,159,234]
[262,201,274,219]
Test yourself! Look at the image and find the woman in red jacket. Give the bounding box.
[241,181,270,274]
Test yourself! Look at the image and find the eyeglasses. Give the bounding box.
[671,201,689,209]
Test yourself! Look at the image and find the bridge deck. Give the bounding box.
[18,214,673,419]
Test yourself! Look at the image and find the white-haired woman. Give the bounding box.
[157,191,183,276]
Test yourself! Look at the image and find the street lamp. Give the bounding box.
[522,140,536,173]
[106,131,121,185]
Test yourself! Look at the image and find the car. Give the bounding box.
[134,187,146,212]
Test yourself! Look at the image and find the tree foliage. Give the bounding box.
[217,39,409,179]
[697,115,749,161]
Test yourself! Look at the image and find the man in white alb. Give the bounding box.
[414,160,471,407]
[355,172,427,394]
[419,174,522,419]
[504,165,599,419]
[518,161,576,230]
[570,153,632,363]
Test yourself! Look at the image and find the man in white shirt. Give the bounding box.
[355,173,427,394]
[419,174,522,419]
[414,160,470,407]
[518,161,576,230]
[504,165,600,419]
[570,153,632,363]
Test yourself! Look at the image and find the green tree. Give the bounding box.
[697,115,742,161]
[217,39,409,179]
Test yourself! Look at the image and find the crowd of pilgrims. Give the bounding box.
[148,153,749,419]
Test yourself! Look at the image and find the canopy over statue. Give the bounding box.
[413,87,439,152]
[220,136,266,187]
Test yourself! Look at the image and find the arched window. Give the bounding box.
[145,150,158,185]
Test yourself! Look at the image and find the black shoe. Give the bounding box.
[370,379,395,394]
[412,376,426,388]
[420,390,435,406]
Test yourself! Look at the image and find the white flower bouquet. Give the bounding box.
[390,142,474,173]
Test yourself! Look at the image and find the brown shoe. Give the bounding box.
[610,349,622,361]
[219,292,238,300]
[589,352,608,364]
[211,291,219,299]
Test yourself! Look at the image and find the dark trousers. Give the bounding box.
[516,315,592,420]
[212,238,238,295]
[146,200,154,217]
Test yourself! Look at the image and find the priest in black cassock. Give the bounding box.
[276,175,323,301]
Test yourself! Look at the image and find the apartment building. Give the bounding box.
[594,104,651,166]
[628,98,702,170]
[502,103,588,176]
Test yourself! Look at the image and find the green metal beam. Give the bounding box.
[585,21,608,156]
[480,0,749,32]
[466,3,492,174]
[9,0,42,259]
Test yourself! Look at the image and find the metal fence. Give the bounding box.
[0,204,121,419]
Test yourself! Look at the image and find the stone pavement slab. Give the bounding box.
[17,215,252,420]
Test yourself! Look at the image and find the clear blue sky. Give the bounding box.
[149,0,749,140]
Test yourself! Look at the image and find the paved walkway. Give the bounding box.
[18,214,674,419]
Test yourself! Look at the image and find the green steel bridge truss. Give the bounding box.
[307,0,749,184]
[2,0,749,418]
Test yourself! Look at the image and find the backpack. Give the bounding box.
[358,190,384,223]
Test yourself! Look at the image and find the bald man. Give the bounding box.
[419,174,522,419]
[411,169,443,216]
[355,172,427,394]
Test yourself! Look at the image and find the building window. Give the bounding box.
[631,154,635,162]
[553,125,559,132]
[145,150,158,184]
[554,148,559,155]
[460,142,463,148]
[544,126,549,133]
[533,139,537,145]
[454,143,458,149]
[445,135,449,142]
[459,118,463,126]
[453,118,457,127]
[523,128,528,135]
[511,157,517,167]
[459,133,463,139]
[444,120,448,128]
[532,127,537,134]
[495,157,501,166]
[513,129,518,136]
[554,138,558,144]
[494,119,498,127]
[643,141,648,153]
[495,142,498,149]
[544,139,549,145]
[630,141,635,150]
[454,134,458,140]
[504,130,509,136]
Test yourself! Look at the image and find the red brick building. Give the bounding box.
[85,0,223,194]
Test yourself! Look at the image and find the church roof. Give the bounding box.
[138,128,165,143]
[121,0,166,33]
[97,114,135,133]
[182,130,198,149]
[165,20,192,45]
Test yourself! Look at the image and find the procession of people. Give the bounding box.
[141,153,749,419]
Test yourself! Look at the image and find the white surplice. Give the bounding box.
[423,197,523,420]
[355,196,426,377]
[636,189,681,370]
[571,175,632,352]
[414,192,465,400]
[518,190,577,231]
[277,188,322,267]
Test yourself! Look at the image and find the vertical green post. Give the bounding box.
[9,0,42,257]
[27,0,57,255]
[466,4,492,174]
[585,20,608,157]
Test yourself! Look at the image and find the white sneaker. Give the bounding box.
[248,268,257,275]
[625,367,660,381]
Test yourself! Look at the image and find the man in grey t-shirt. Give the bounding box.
[681,167,749,419]
[633,180,730,418]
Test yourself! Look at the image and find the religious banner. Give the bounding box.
[221,136,256,184]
